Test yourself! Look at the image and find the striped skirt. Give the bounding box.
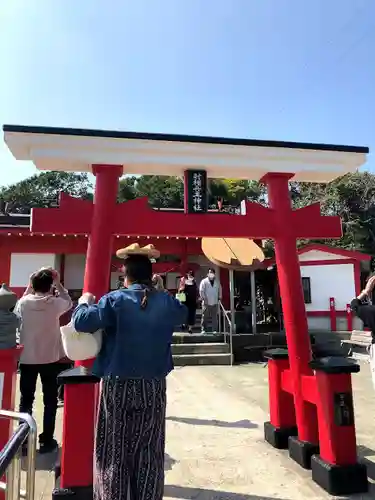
[94,377,167,500]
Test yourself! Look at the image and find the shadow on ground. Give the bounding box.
[23,449,176,474]
[165,453,177,471]
[21,447,60,472]
[164,485,289,500]
[358,444,375,481]
[167,417,258,429]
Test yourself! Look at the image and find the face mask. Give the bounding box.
[208,273,215,280]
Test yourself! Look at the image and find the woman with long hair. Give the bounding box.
[72,244,187,500]
[179,270,198,333]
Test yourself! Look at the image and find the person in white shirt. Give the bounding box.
[199,268,222,333]
[15,267,72,454]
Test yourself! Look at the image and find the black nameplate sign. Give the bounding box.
[185,170,208,214]
[334,392,354,427]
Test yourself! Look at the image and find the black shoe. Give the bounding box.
[39,439,58,454]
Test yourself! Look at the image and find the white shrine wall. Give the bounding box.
[299,250,361,331]
[10,253,60,288]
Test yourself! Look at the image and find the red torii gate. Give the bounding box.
[31,171,367,497]
[3,125,369,497]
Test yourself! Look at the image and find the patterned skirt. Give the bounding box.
[94,377,167,500]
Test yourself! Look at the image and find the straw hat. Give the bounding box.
[116,243,160,260]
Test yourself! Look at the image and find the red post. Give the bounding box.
[310,358,368,494]
[219,267,230,310]
[315,371,357,465]
[0,347,22,500]
[329,297,336,332]
[346,304,353,331]
[60,164,122,492]
[264,173,317,446]
[268,359,295,429]
[0,248,11,285]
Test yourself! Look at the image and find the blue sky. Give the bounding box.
[0,0,374,186]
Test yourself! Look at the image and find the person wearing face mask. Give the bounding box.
[199,268,222,334]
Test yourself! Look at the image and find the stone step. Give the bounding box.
[172,342,229,355]
[173,333,226,344]
[173,352,232,366]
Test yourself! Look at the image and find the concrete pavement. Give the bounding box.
[17,361,375,499]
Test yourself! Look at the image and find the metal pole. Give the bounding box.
[229,270,235,365]
[250,271,257,334]
[218,304,222,334]
[0,411,36,500]
[25,416,37,500]
[5,455,19,500]
[229,270,235,334]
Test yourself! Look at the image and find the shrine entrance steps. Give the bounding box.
[172,333,232,366]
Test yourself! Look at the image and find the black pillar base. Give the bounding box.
[288,436,319,469]
[264,421,297,450]
[311,454,368,496]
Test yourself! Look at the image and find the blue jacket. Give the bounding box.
[72,285,187,379]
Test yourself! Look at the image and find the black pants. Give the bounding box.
[185,300,197,326]
[19,362,62,444]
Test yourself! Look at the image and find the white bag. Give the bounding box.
[60,322,103,361]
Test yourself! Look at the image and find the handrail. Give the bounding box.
[219,301,233,366]
[0,423,29,477]
[0,410,37,500]
[219,301,232,332]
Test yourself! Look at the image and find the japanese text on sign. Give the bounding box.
[185,170,208,214]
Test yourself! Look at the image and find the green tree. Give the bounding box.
[209,179,266,207]
[220,179,266,205]
[292,172,375,254]
[118,176,266,209]
[0,171,93,213]
[118,175,184,208]
[117,176,137,202]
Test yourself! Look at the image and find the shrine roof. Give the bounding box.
[0,213,30,229]
[3,124,369,183]
[297,243,372,261]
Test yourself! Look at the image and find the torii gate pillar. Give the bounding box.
[263,173,368,495]
[264,173,317,443]
[58,165,122,497]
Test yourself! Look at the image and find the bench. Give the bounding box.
[341,330,372,356]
